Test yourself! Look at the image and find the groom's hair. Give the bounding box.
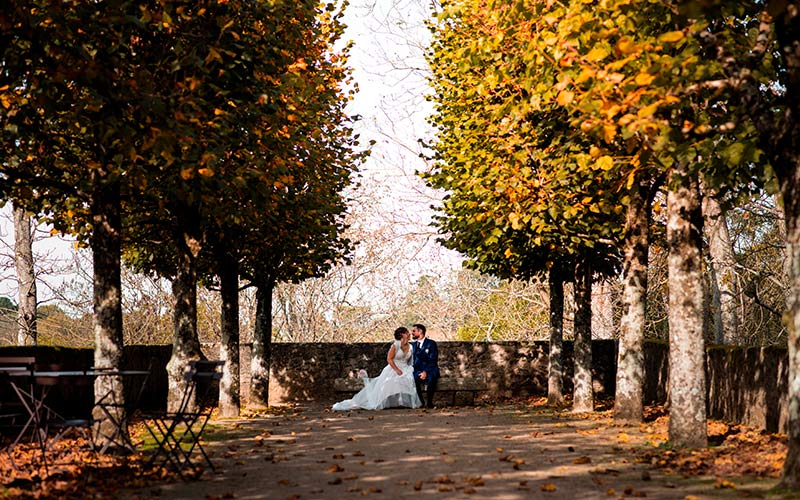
[412,323,426,335]
[394,326,409,340]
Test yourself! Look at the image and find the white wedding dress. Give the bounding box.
[332,341,422,410]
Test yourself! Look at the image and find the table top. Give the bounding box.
[2,369,149,378]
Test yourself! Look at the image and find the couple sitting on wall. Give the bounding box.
[332,323,439,411]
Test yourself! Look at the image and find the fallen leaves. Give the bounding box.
[540,482,557,492]
[636,419,786,479]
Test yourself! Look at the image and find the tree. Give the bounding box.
[1,0,168,447]
[13,204,36,345]
[702,188,740,344]
[424,0,622,411]
[697,0,800,486]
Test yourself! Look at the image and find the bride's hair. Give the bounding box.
[394,326,409,340]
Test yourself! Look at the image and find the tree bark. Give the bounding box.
[666,167,707,448]
[166,239,203,412]
[218,247,240,417]
[547,268,564,405]
[249,275,275,408]
[614,181,651,423]
[702,191,739,344]
[751,2,800,487]
[781,162,800,486]
[89,181,126,449]
[13,204,37,346]
[572,258,593,413]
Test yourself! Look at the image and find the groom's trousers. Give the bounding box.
[416,377,438,408]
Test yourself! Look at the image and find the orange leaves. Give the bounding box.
[557,90,574,106]
[204,46,223,65]
[288,58,308,73]
[540,482,557,492]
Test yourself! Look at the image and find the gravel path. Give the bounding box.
[122,403,780,500]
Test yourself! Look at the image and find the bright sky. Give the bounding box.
[341,0,462,282]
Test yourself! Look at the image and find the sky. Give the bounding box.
[340,0,462,280]
[0,0,462,306]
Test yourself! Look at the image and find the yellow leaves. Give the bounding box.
[180,168,193,180]
[573,456,592,464]
[634,72,656,86]
[636,102,660,118]
[197,168,214,177]
[658,30,685,43]
[508,212,522,230]
[0,96,10,109]
[557,90,574,106]
[626,170,637,191]
[617,432,631,443]
[602,124,617,143]
[575,68,595,84]
[585,47,609,62]
[616,37,639,55]
[594,156,614,171]
[213,108,225,116]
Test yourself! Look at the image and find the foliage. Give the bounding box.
[423,0,622,283]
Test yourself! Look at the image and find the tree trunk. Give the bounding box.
[755,2,800,487]
[572,258,593,413]
[166,240,203,412]
[218,247,240,417]
[614,182,651,423]
[547,268,564,405]
[781,164,800,485]
[702,191,739,344]
[13,204,37,346]
[249,276,274,408]
[666,167,707,448]
[89,181,126,449]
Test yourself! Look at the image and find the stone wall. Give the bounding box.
[0,341,789,432]
[254,340,619,406]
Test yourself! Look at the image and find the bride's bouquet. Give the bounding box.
[357,369,368,379]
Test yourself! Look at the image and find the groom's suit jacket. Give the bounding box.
[413,337,440,380]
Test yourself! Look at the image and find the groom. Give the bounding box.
[411,323,439,409]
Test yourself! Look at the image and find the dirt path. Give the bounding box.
[123,403,783,500]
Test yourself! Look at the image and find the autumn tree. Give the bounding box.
[424,0,622,411]
[683,0,800,487]
[0,0,175,446]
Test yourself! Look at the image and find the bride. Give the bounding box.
[332,327,422,410]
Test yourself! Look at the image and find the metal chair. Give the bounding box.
[145,360,224,477]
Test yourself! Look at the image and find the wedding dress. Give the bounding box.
[332,341,422,410]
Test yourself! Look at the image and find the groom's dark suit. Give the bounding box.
[413,337,440,408]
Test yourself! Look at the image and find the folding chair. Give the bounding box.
[145,360,224,477]
[0,357,38,447]
[92,363,152,454]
